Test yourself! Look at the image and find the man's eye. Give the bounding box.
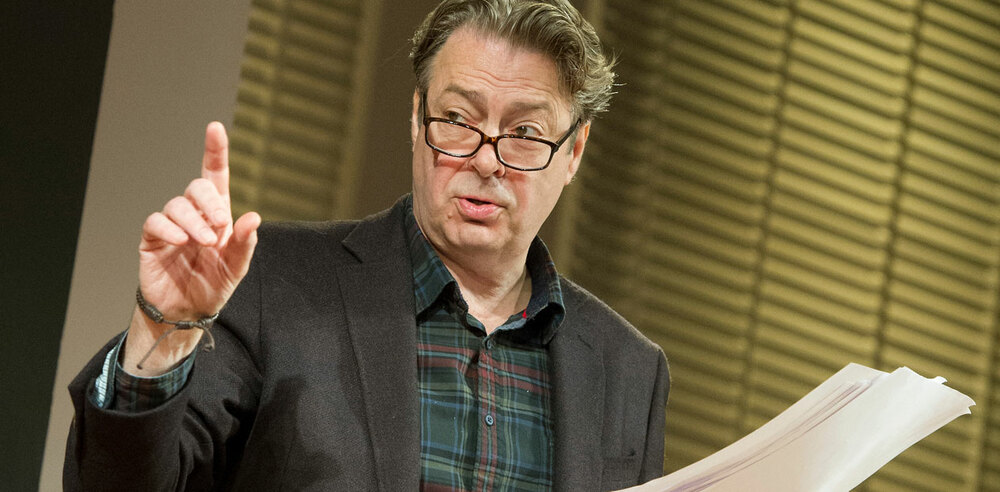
[512,125,540,137]
[445,111,465,122]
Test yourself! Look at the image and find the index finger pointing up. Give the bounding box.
[202,121,230,200]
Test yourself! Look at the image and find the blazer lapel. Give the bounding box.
[550,326,605,491]
[337,202,421,491]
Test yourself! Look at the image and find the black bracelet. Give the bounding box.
[134,287,218,370]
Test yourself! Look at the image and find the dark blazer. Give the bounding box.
[65,198,669,491]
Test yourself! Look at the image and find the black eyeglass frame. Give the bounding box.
[421,92,580,172]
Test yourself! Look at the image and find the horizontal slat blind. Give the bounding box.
[229,0,377,221]
[566,0,1000,489]
[905,4,1000,492]
[574,0,782,470]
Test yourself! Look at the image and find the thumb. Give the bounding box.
[225,212,261,277]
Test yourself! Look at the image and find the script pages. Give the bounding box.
[620,363,975,492]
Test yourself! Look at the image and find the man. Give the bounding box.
[65,1,668,490]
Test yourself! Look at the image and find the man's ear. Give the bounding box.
[410,89,421,150]
[565,121,590,185]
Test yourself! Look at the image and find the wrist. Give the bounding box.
[122,305,205,376]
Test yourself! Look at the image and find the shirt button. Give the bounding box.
[484,338,495,350]
[485,414,495,426]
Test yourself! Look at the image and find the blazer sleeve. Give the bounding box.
[63,261,264,491]
[639,348,670,483]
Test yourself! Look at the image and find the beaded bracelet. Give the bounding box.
[134,287,218,370]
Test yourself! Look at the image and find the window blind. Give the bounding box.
[229,0,381,221]
[564,0,1000,490]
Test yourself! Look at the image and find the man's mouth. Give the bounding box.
[457,196,502,220]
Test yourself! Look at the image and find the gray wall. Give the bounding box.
[39,2,251,489]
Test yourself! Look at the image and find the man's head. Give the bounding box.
[408,0,614,265]
[411,0,615,122]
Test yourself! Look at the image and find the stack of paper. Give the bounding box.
[621,363,975,492]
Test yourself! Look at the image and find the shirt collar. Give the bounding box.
[404,196,565,339]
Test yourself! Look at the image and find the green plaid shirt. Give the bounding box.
[90,333,196,412]
[405,199,565,491]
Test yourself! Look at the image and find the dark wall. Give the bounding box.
[0,1,113,489]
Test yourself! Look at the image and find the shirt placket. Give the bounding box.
[473,331,499,491]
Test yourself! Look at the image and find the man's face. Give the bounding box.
[410,27,590,262]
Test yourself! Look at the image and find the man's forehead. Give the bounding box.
[426,28,574,115]
[439,84,556,114]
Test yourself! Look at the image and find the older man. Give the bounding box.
[64,1,668,490]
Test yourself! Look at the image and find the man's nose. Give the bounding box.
[468,140,505,178]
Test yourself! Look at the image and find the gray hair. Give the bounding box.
[410,0,616,122]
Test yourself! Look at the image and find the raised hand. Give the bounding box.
[123,122,261,375]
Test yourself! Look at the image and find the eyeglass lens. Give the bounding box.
[427,121,552,170]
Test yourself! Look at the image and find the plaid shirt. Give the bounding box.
[92,198,565,490]
[406,199,565,491]
[91,333,196,411]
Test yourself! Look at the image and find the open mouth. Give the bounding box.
[457,197,501,220]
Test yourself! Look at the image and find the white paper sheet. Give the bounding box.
[620,363,975,492]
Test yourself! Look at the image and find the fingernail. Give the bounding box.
[200,230,217,243]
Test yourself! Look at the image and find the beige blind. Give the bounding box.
[229,0,382,221]
[565,0,1000,490]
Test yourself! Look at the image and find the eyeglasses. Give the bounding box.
[421,93,579,171]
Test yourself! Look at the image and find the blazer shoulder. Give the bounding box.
[559,275,664,358]
[257,220,360,249]
[253,220,362,267]
[253,197,409,266]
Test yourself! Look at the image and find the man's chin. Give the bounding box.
[445,224,509,253]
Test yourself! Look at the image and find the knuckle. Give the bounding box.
[143,212,163,229]
[185,178,211,196]
[142,212,178,240]
[164,196,192,215]
[164,196,182,209]
[188,179,223,207]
